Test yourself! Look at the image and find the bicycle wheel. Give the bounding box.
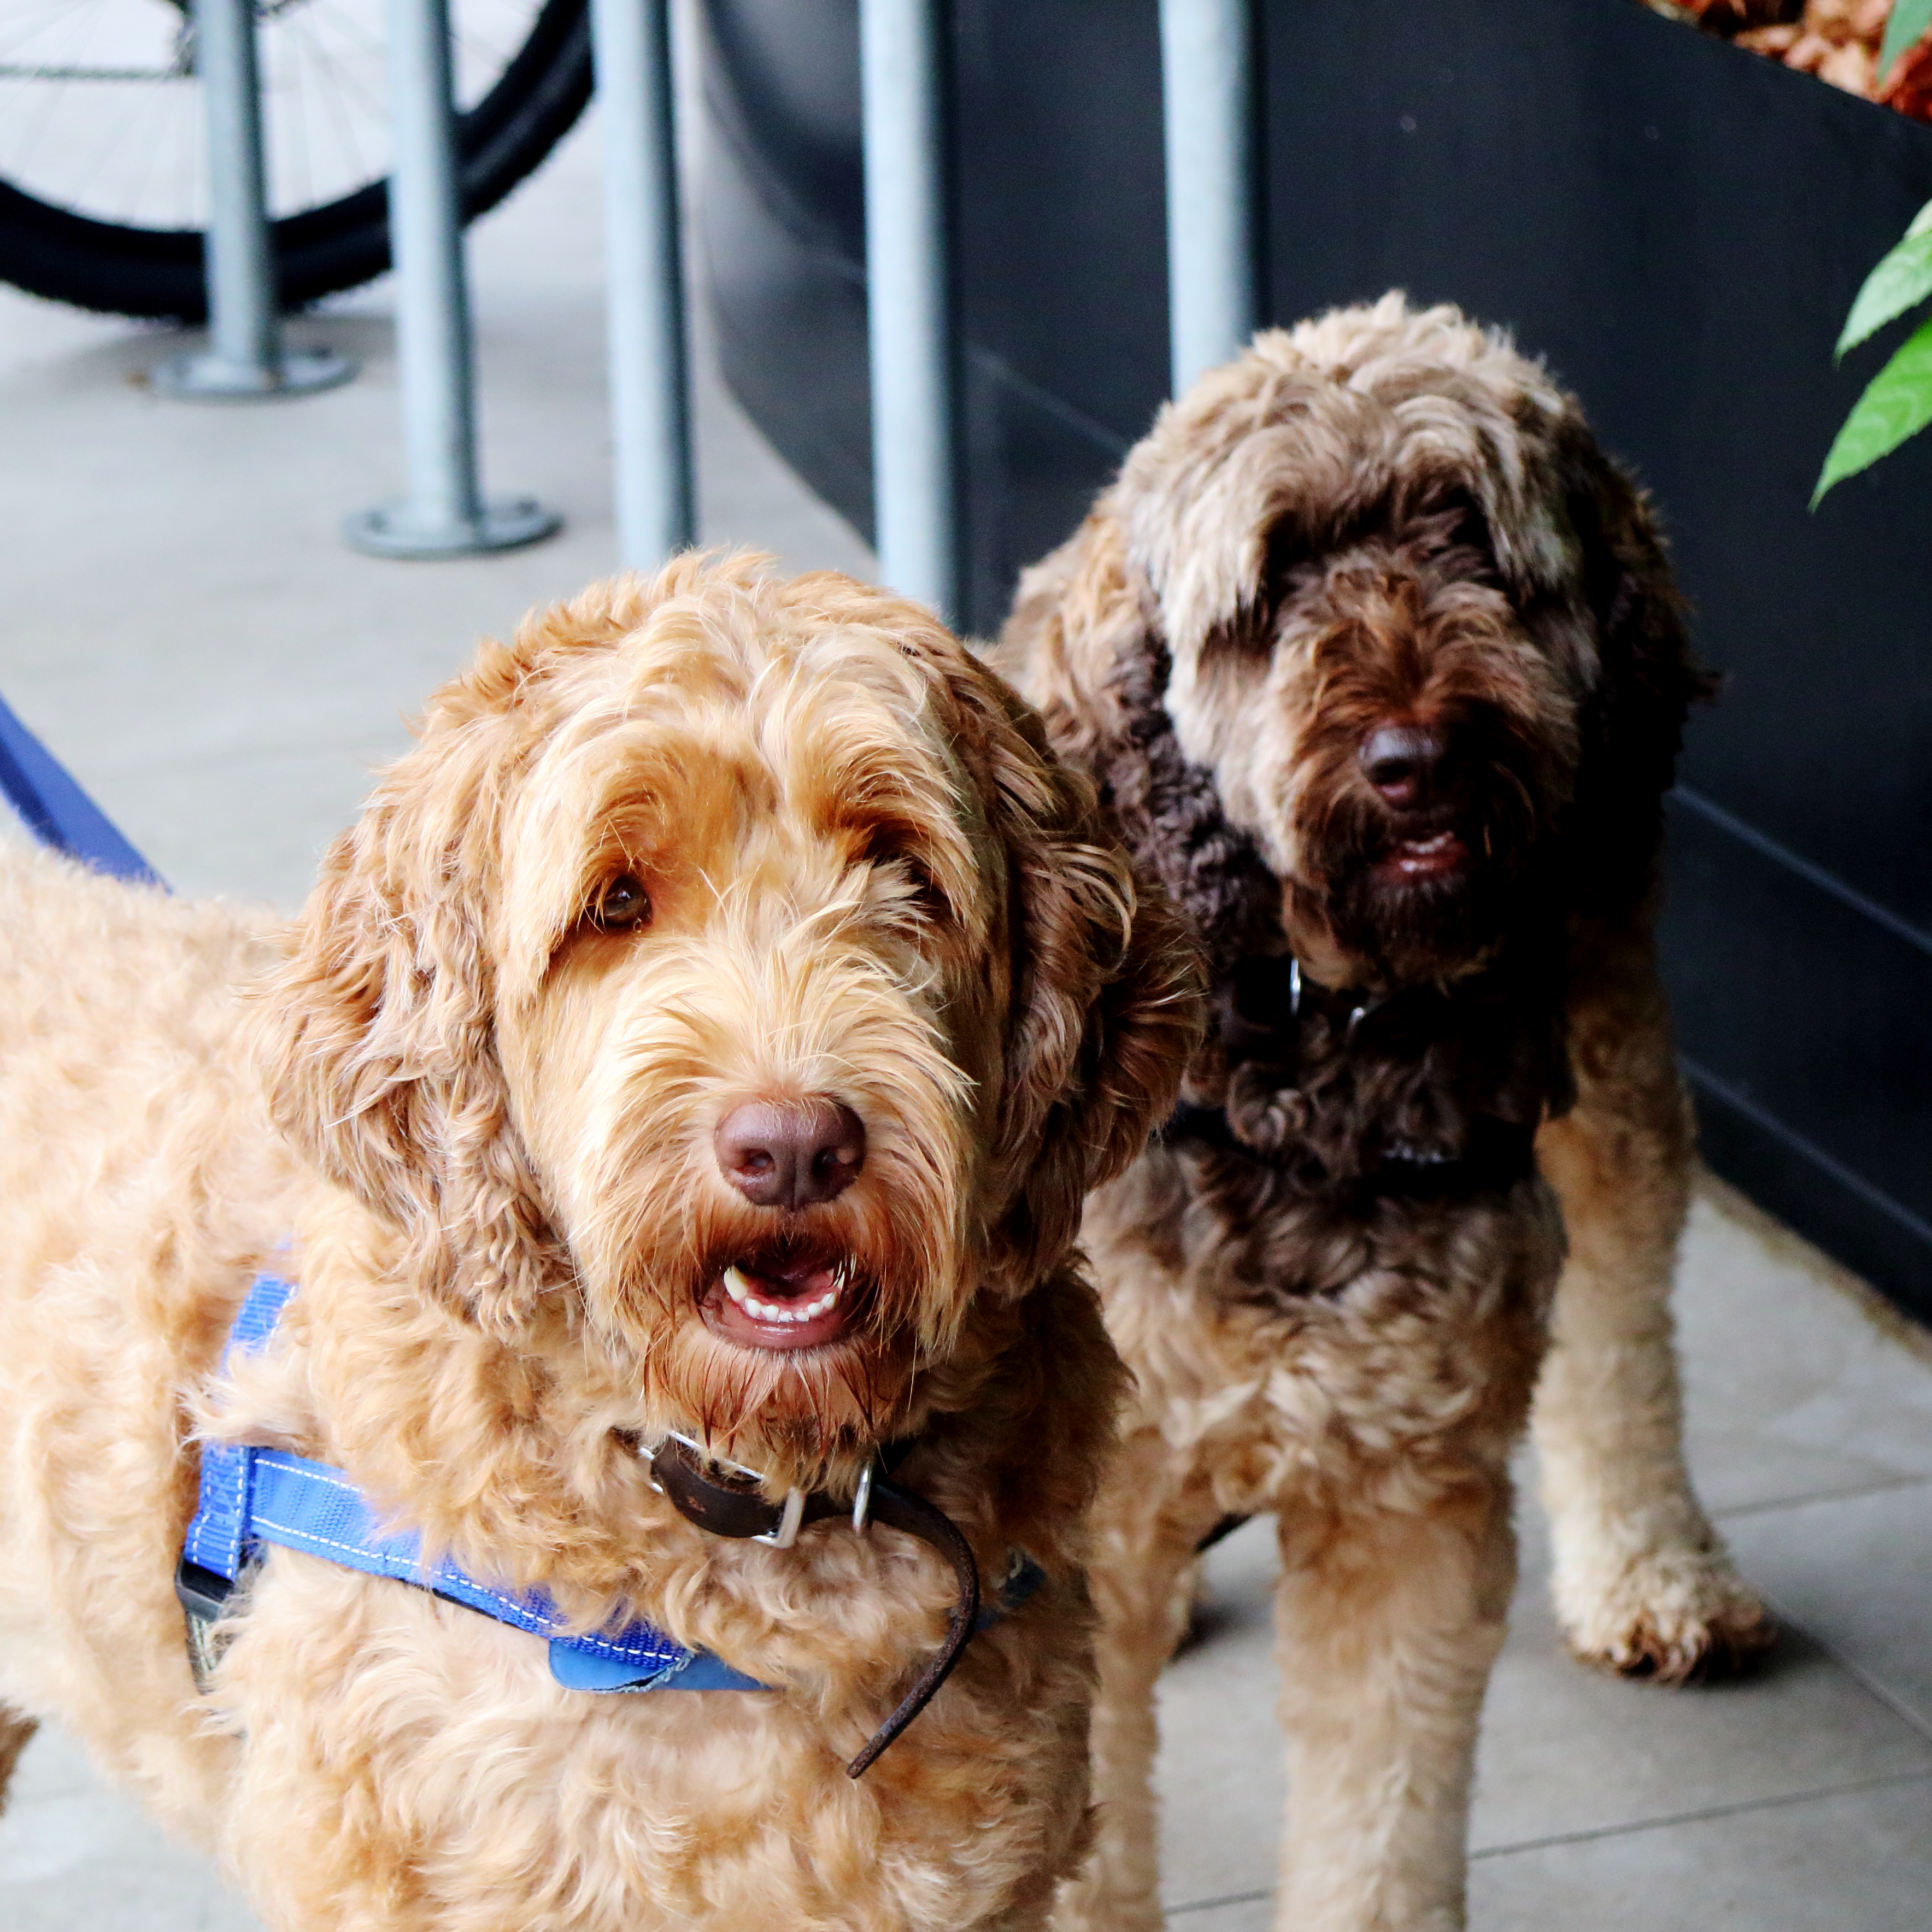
[0,0,591,321]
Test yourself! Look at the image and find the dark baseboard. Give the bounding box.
[1687,1064,1932,1329]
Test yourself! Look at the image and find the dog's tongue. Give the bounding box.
[755,1260,835,1296]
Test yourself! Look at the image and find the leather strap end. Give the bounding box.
[845,1478,982,1778]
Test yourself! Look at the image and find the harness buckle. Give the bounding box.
[175,1555,244,1693]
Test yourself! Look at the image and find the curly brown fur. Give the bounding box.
[1000,295,1767,1931]
[0,555,1204,1931]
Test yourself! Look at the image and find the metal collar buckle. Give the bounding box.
[651,1430,812,1549]
[647,1431,882,1549]
[760,1488,807,1549]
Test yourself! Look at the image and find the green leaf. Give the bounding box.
[1835,196,1932,359]
[1881,0,1932,81]
[1814,314,1932,504]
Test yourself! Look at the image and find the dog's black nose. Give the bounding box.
[1359,723,1443,807]
[714,1099,866,1209]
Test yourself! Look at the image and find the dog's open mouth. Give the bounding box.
[1372,828,1469,885]
[698,1254,862,1352]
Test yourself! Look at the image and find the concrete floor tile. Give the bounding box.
[1153,1500,1932,1912]
[87,739,406,907]
[1673,1183,1932,1514]
[1156,1519,1284,1911]
[1,1728,260,1932]
[1473,1506,1932,1853]
[1166,1894,1273,1930]
[1726,1482,1932,1735]
[1467,1775,1932,1932]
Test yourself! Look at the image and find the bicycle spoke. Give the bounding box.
[140,65,202,226]
[284,11,380,210]
[0,0,579,316]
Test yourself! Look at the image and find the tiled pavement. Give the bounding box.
[2,90,1929,1932]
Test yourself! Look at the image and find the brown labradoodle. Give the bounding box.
[0,556,1202,1931]
[1001,295,1772,1931]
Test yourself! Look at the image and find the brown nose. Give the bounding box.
[713,1099,866,1209]
[1359,723,1444,808]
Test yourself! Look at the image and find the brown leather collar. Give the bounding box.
[649,1434,982,1778]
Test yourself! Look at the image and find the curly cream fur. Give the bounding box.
[1001,296,1769,1931]
[0,555,1204,1932]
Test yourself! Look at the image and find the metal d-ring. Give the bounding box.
[755,1488,807,1550]
[852,1457,876,1536]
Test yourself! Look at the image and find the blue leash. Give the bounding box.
[0,689,161,886]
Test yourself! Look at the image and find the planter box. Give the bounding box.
[698,0,1932,1324]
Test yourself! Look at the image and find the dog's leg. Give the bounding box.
[1053,1431,1214,1932]
[0,1707,37,1813]
[1532,915,1771,1681]
[1272,1472,1515,1932]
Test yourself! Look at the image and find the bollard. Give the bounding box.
[345,0,559,556]
[859,0,958,626]
[1158,0,1258,395]
[593,0,694,572]
[155,0,356,400]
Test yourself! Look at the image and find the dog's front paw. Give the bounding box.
[1554,1537,1775,1684]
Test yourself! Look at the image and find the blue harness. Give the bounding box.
[178,1273,1046,1743]
[179,1271,767,1693]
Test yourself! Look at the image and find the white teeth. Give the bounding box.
[720,1266,847,1326]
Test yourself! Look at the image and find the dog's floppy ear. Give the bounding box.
[1554,431,1717,913]
[1002,514,1283,983]
[256,675,565,1332]
[944,650,1206,1290]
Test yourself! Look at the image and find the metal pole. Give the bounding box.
[345,0,559,555]
[1159,0,1257,396]
[592,0,694,571]
[859,0,958,626]
[155,0,356,400]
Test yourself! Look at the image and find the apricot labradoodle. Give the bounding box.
[0,556,1202,1931]
[1002,296,1771,1931]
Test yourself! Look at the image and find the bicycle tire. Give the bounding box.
[0,0,591,322]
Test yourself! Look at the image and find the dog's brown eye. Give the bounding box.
[590,874,651,930]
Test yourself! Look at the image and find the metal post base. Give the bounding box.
[152,347,359,401]
[342,496,562,558]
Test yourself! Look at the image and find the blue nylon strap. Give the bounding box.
[183,1272,765,1694]
[0,689,163,888]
